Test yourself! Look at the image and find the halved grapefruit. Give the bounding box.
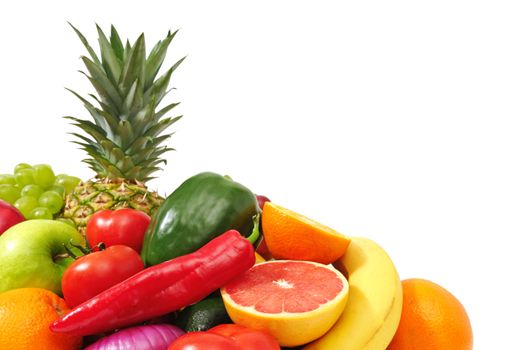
[220,260,349,347]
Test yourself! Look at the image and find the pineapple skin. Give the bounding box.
[62,179,163,233]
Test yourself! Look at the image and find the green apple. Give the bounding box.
[0,220,85,295]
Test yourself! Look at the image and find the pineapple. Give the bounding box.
[62,24,184,232]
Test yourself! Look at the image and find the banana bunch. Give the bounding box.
[304,237,403,350]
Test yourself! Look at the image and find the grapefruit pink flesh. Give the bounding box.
[221,260,349,347]
[225,261,344,313]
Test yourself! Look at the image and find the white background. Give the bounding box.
[1,1,526,348]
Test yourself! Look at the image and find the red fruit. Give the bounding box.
[86,208,150,253]
[167,324,280,350]
[62,245,144,308]
[255,195,272,259]
[256,195,271,210]
[256,237,271,259]
[0,200,25,235]
[209,324,280,350]
[168,333,238,350]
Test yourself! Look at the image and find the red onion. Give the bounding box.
[85,324,184,350]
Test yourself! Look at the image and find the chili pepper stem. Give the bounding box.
[246,214,261,245]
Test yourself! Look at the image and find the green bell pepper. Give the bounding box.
[141,172,259,266]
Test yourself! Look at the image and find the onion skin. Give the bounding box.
[85,324,184,350]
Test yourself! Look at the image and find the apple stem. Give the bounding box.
[53,252,71,262]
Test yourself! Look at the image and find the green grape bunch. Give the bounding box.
[0,163,81,224]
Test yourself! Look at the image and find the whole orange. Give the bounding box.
[0,288,82,350]
[388,278,473,350]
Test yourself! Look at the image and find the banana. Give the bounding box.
[304,237,403,350]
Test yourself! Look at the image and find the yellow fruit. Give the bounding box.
[221,260,349,347]
[254,252,266,264]
[304,237,403,350]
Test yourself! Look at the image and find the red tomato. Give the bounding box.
[86,208,150,253]
[62,245,144,308]
[168,332,240,350]
[210,324,280,350]
[0,200,24,235]
[167,324,280,350]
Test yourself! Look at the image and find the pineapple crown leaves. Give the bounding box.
[66,23,185,182]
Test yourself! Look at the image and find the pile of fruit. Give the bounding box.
[0,24,473,350]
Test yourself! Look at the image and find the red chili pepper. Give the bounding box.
[50,230,255,336]
[167,324,281,350]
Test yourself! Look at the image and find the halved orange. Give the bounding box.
[221,260,349,347]
[262,202,351,264]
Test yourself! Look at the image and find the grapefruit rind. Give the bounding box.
[220,260,349,347]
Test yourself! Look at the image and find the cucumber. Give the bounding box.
[176,296,232,332]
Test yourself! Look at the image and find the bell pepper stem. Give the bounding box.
[246,213,261,245]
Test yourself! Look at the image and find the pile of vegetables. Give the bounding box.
[50,171,277,349]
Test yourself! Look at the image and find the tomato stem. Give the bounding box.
[62,243,79,260]
[70,240,91,255]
